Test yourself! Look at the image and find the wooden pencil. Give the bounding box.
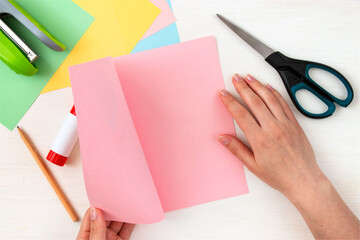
[17,126,79,222]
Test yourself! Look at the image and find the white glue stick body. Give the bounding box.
[46,106,78,166]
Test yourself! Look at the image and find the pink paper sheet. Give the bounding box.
[70,36,248,224]
[69,58,164,224]
[142,0,176,39]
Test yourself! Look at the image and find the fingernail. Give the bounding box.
[234,73,243,82]
[220,89,229,96]
[90,207,98,221]
[218,136,230,146]
[245,74,255,82]
[266,84,274,91]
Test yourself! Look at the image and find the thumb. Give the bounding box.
[90,208,106,240]
[218,135,257,172]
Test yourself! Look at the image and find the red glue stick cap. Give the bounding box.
[46,150,67,167]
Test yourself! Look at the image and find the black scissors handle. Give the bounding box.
[265,52,354,119]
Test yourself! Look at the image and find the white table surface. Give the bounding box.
[1,0,359,239]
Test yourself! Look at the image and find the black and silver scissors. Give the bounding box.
[217,14,353,119]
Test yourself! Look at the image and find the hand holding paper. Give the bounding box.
[70,37,248,224]
[70,57,164,223]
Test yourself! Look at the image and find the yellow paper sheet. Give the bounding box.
[41,0,160,94]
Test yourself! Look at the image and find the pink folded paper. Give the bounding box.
[70,36,248,224]
[143,0,176,39]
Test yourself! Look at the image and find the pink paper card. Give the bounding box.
[69,58,164,224]
[70,36,248,224]
[142,0,176,39]
[114,36,248,212]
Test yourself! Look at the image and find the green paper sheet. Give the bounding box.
[0,0,94,130]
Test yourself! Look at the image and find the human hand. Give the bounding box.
[218,73,359,239]
[77,207,135,240]
[218,74,327,198]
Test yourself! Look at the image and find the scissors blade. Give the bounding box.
[217,14,275,59]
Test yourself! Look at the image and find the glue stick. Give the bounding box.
[46,106,78,166]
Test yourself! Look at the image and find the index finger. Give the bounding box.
[219,89,260,141]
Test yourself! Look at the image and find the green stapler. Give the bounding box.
[0,0,65,76]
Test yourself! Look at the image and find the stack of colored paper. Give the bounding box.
[42,0,180,94]
[0,0,180,130]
